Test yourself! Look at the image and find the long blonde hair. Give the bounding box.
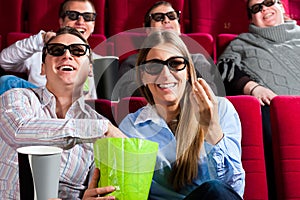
[136,30,205,191]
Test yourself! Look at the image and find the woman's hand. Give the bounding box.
[192,78,223,145]
[251,85,277,106]
[82,168,116,200]
[244,81,277,106]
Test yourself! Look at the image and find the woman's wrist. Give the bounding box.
[243,81,259,95]
[250,84,260,95]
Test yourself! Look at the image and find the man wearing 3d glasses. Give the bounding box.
[0,0,98,99]
[0,26,126,199]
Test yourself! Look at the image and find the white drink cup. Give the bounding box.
[17,146,63,200]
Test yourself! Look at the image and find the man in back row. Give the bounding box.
[116,1,225,98]
[0,0,98,98]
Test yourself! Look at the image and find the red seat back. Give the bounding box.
[216,33,237,59]
[116,97,147,125]
[189,0,249,39]
[270,95,300,200]
[85,99,118,126]
[226,95,268,200]
[0,0,23,47]
[289,0,300,25]
[182,33,214,60]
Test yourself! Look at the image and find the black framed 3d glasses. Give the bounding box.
[64,10,96,21]
[140,56,188,75]
[149,11,181,22]
[249,0,277,14]
[45,43,90,57]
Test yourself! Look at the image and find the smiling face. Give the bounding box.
[141,43,188,107]
[249,0,284,27]
[149,4,181,34]
[59,1,95,39]
[41,33,91,94]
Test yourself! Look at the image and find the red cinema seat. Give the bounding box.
[88,34,114,56]
[112,31,147,64]
[116,97,147,125]
[106,0,184,37]
[216,33,237,59]
[189,0,249,39]
[182,33,214,60]
[289,0,300,25]
[113,32,215,65]
[226,95,268,200]
[6,32,32,46]
[85,99,118,126]
[0,0,23,47]
[270,95,300,200]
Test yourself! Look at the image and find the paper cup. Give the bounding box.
[17,146,63,200]
[94,138,158,200]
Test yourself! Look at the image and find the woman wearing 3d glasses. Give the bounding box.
[0,0,98,99]
[217,0,300,199]
[119,30,245,200]
[218,0,300,100]
[0,26,126,199]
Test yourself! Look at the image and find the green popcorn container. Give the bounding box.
[94,138,159,200]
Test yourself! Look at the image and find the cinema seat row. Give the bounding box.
[1,0,300,200]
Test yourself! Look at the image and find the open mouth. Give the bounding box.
[263,13,273,20]
[158,83,176,89]
[58,66,75,71]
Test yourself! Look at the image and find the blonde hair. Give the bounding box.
[136,30,204,191]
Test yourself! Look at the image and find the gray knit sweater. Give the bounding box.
[217,20,300,95]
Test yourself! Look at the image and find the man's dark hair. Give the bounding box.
[42,26,91,63]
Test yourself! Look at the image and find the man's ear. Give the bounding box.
[41,63,46,75]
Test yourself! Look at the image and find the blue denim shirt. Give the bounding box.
[119,97,245,200]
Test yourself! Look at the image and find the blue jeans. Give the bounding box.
[184,180,243,200]
[0,75,37,95]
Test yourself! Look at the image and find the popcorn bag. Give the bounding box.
[94,138,159,200]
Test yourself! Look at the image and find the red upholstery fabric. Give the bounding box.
[0,34,2,50]
[216,33,237,59]
[182,33,214,59]
[6,32,31,46]
[0,0,23,47]
[107,0,184,36]
[289,0,300,25]
[270,95,300,200]
[112,31,147,64]
[85,99,118,126]
[112,32,215,65]
[226,95,268,200]
[116,97,147,125]
[189,0,249,38]
[26,0,61,33]
[26,0,106,34]
[87,34,106,49]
